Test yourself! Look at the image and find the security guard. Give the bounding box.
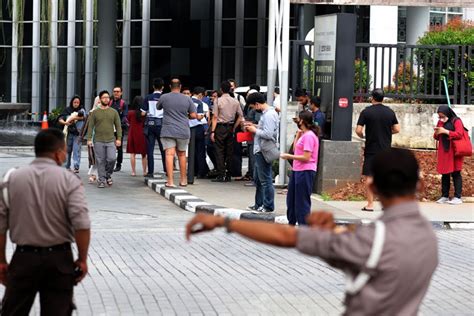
[0,128,91,315]
[186,148,438,315]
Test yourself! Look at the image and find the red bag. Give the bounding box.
[453,121,473,157]
[236,132,254,143]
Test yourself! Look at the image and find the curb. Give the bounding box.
[144,178,471,229]
[145,177,361,225]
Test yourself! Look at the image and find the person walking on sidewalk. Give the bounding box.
[86,90,122,188]
[355,89,400,212]
[210,81,243,182]
[142,78,166,178]
[127,96,148,177]
[186,148,438,316]
[433,106,465,205]
[157,78,197,187]
[244,93,279,213]
[59,95,86,173]
[110,86,128,172]
[0,129,91,315]
[281,111,320,225]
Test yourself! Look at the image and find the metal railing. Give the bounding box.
[290,41,474,104]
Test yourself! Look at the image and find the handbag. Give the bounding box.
[236,131,254,143]
[452,119,473,157]
[260,137,280,163]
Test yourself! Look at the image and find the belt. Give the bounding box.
[217,122,234,126]
[16,243,71,253]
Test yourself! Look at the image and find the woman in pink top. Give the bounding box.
[281,111,320,225]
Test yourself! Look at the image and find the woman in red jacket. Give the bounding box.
[433,106,464,205]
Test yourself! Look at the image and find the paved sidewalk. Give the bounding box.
[150,172,474,224]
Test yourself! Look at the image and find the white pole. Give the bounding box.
[266,0,277,106]
[141,0,150,96]
[66,0,76,101]
[11,0,18,103]
[49,0,59,111]
[84,0,93,111]
[277,0,290,186]
[31,0,41,115]
[122,0,131,103]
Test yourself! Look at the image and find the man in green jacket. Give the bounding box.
[86,90,122,188]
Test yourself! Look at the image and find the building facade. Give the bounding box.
[0,1,471,113]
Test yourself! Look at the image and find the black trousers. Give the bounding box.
[146,124,166,175]
[193,125,209,177]
[214,124,234,177]
[231,132,243,177]
[1,247,75,316]
[441,171,462,198]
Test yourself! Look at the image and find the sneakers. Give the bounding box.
[257,206,273,213]
[97,182,105,188]
[246,205,260,211]
[73,168,80,173]
[107,178,113,186]
[436,197,450,204]
[447,197,463,205]
[211,176,226,183]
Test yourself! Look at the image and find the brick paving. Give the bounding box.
[0,151,473,315]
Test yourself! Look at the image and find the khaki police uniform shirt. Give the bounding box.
[0,158,91,247]
[297,201,438,316]
[214,94,243,123]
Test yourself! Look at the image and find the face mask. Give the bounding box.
[256,109,263,113]
[439,117,448,123]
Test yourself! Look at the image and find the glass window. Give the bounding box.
[39,48,49,112]
[131,0,142,19]
[448,7,462,13]
[115,48,122,89]
[223,0,236,19]
[0,47,12,102]
[398,7,407,43]
[244,20,257,46]
[21,22,33,46]
[58,22,67,46]
[244,0,258,18]
[0,1,13,21]
[76,0,84,20]
[242,48,257,85]
[57,48,68,108]
[18,48,32,103]
[221,48,235,81]
[149,48,171,88]
[150,21,172,46]
[221,20,236,46]
[151,0,171,19]
[0,23,12,45]
[430,13,445,26]
[130,22,142,46]
[23,1,33,21]
[75,22,84,46]
[130,48,141,98]
[116,22,123,45]
[116,0,123,20]
[40,22,49,46]
[58,0,68,21]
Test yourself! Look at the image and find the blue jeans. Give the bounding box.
[65,133,81,170]
[253,152,274,211]
[287,170,316,225]
[146,124,166,175]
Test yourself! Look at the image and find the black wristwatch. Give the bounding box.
[223,217,232,233]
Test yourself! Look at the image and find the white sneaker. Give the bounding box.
[447,197,463,205]
[436,197,450,204]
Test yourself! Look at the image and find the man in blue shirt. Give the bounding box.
[310,96,325,136]
[141,78,166,177]
[190,87,210,178]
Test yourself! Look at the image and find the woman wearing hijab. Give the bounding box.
[433,106,465,205]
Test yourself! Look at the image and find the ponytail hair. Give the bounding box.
[298,110,320,137]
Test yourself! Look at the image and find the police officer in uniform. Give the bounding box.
[186,148,438,315]
[0,129,91,315]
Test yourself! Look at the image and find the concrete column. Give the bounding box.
[277,0,290,186]
[49,0,59,111]
[31,0,41,115]
[84,0,94,110]
[141,0,150,96]
[406,7,430,45]
[67,0,76,101]
[97,0,117,93]
[11,0,18,103]
[234,0,244,83]
[212,0,222,89]
[256,0,266,85]
[266,0,277,106]
[369,5,398,90]
[122,0,131,103]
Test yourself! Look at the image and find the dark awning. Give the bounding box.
[290,0,473,7]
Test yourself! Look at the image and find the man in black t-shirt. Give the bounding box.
[355,89,400,211]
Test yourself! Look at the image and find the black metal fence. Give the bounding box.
[290,41,474,105]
